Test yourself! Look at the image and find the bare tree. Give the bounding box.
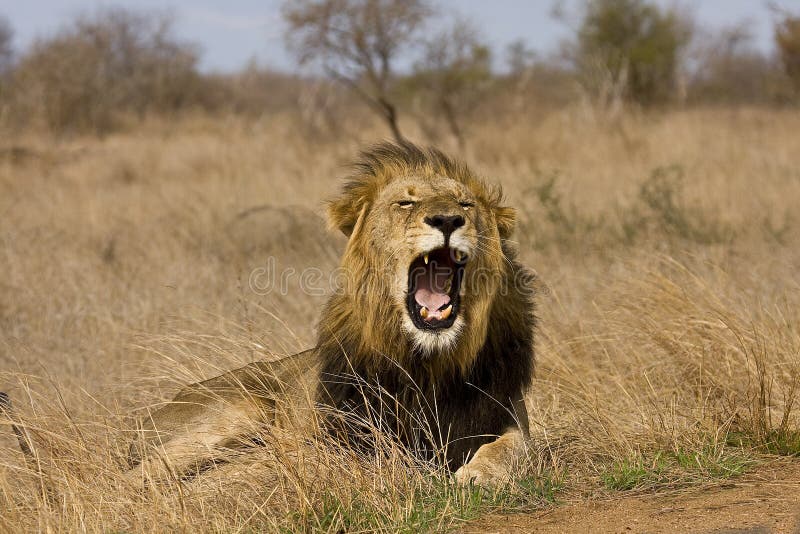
[283,0,431,142]
[409,19,492,150]
[688,23,776,104]
[775,8,800,93]
[506,39,537,76]
[0,15,12,75]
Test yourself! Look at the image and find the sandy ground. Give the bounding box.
[465,462,800,534]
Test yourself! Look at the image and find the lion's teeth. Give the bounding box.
[440,304,453,320]
[424,253,429,265]
[454,250,463,262]
[420,306,429,319]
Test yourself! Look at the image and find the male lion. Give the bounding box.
[127,142,536,486]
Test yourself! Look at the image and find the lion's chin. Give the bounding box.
[402,314,465,354]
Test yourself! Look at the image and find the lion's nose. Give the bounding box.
[424,214,465,238]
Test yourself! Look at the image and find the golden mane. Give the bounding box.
[328,141,515,239]
[318,141,521,378]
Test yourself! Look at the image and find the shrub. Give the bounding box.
[572,0,693,106]
[0,15,12,75]
[776,11,800,94]
[9,7,201,134]
[637,165,733,244]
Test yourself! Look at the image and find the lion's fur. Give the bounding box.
[322,142,525,373]
[127,141,536,481]
[317,142,535,468]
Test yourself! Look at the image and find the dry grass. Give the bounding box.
[1,107,799,531]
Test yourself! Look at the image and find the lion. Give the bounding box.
[126,141,536,486]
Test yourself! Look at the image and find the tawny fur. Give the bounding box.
[128,141,536,486]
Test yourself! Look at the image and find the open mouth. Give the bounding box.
[406,247,468,330]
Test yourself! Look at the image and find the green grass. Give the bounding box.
[283,470,565,533]
[513,472,565,504]
[601,453,670,491]
[284,444,756,532]
[727,430,800,457]
[673,447,751,478]
[601,447,753,492]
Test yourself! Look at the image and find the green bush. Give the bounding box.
[776,12,800,94]
[575,0,692,105]
[9,8,201,134]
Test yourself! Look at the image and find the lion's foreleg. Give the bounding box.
[454,396,530,486]
[454,427,526,486]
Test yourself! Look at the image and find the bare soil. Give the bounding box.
[465,462,800,534]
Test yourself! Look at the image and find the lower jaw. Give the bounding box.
[407,305,459,331]
[404,316,464,354]
[407,314,459,334]
[406,291,461,331]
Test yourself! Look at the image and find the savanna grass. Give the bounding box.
[1,107,799,531]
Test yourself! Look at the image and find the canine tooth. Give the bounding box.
[440,304,453,320]
[424,253,429,265]
[455,250,463,262]
[420,307,429,319]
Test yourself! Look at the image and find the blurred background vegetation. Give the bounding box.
[2,4,800,530]
[0,0,799,139]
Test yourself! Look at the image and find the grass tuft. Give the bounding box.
[601,448,754,492]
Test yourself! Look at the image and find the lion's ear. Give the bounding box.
[494,206,516,239]
[328,195,370,237]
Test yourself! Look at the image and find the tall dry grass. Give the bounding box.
[1,107,799,531]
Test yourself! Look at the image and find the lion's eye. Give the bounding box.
[459,201,475,211]
[396,200,415,209]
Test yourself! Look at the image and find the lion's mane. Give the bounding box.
[315,142,536,469]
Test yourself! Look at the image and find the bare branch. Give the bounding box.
[283,0,432,141]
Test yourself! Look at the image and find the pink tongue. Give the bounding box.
[414,288,451,311]
[412,259,453,316]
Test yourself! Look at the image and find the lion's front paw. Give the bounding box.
[454,458,510,487]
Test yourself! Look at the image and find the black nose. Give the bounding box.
[424,214,465,238]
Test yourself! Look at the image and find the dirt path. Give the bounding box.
[464,461,800,533]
